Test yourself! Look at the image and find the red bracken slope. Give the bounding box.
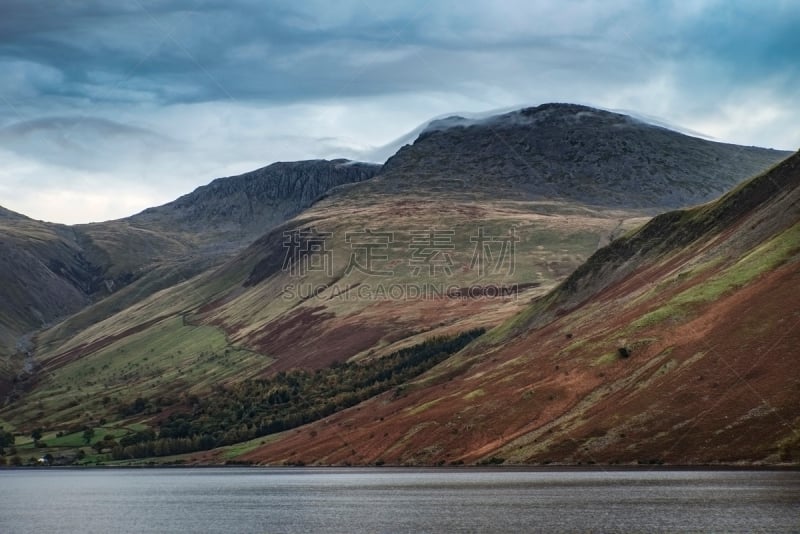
[235,151,800,466]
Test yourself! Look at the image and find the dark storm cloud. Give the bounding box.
[0,0,441,105]
[0,1,654,106]
[3,1,796,109]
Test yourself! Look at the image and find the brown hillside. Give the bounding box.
[236,152,800,466]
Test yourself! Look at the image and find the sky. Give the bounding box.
[0,0,798,224]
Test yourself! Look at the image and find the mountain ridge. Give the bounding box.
[127,159,380,249]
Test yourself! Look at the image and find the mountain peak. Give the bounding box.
[420,103,622,137]
[382,104,790,210]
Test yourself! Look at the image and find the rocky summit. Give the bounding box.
[376,103,787,210]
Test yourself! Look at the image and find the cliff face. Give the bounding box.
[377,103,790,210]
[129,159,381,247]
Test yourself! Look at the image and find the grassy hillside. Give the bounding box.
[0,160,380,394]
[230,151,800,466]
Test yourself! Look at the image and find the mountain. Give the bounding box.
[0,159,380,390]
[156,103,789,375]
[0,104,793,466]
[372,103,788,209]
[0,218,94,387]
[235,150,800,466]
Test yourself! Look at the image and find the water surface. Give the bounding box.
[1,468,798,533]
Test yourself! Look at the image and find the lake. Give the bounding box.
[1,468,798,533]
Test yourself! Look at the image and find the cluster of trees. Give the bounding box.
[0,428,16,463]
[111,328,484,460]
[0,429,14,447]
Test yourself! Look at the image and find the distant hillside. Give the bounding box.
[0,218,90,391]
[375,103,790,209]
[0,159,380,389]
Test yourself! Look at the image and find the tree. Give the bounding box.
[31,428,43,441]
[82,427,95,445]
[0,430,14,447]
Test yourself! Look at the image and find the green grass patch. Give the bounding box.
[7,316,270,426]
[45,426,131,448]
[593,352,618,366]
[408,399,443,416]
[630,222,800,331]
[0,419,16,433]
[44,431,90,448]
[463,389,486,400]
[222,434,284,460]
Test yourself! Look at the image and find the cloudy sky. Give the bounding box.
[1,0,798,224]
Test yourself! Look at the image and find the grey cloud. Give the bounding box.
[0,116,176,173]
[1,1,646,107]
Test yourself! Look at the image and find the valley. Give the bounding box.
[0,104,795,467]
